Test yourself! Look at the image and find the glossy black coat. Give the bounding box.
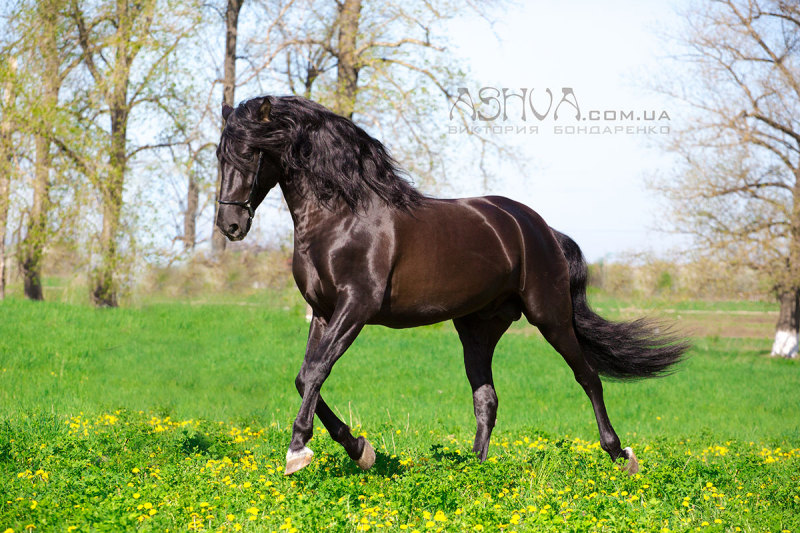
[215,96,687,471]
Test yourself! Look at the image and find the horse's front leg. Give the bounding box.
[293,313,375,472]
[285,299,372,475]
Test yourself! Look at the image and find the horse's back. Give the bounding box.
[375,195,569,327]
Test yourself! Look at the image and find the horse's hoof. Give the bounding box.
[285,446,314,475]
[356,438,375,470]
[622,446,639,475]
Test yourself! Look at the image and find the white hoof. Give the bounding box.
[356,439,376,470]
[622,446,639,475]
[285,446,314,475]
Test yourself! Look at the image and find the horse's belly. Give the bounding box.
[373,257,519,328]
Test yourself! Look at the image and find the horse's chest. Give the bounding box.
[291,246,337,307]
[292,248,318,293]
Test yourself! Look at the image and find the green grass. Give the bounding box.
[1,296,799,532]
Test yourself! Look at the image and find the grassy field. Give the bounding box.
[1,293,798,532]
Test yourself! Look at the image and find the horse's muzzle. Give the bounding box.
[216,204,252,241]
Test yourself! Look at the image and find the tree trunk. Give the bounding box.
[91,193,121,307]
[92,108,126,306]
[775,166,800,357]
[0,57,16,300]
[212,0,244,256]
[91,0,133,307]
[184,173,199,251]
[20,3,59,301]
[92,94,127,307]
[21,133,51,301]
[771,288,799,358]
[333,0,362,118]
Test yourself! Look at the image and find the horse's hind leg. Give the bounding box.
[538,321,639,474]
[453,313,512,462]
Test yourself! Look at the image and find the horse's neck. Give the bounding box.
[279,179,346,243]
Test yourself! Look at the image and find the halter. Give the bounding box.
[217,151,263,220]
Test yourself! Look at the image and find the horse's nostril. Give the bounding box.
[228,223,239,234]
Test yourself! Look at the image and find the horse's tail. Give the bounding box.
[550,228,689,379]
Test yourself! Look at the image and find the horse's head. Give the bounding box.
[215,98,281,241]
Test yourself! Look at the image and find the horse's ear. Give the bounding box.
[222,103,234,121]
[259,97,272,122]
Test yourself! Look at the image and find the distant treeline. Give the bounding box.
[588,257,768,301]
[0,244,769,303]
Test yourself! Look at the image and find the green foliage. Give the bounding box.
[0,412,798,532]
[0,296,798,531]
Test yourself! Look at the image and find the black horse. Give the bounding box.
[215,95,688,475]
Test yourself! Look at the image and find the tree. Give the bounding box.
[210,0,245,255]
[16,0,79,300]
[71,0,152,305]
[332,0,361,118]
[654,0,800,357]
[64,0,200,306]
[0,57,16,300]
[0,0,81,301]
[257,0,512,190]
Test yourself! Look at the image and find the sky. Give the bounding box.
[440,0,689,261]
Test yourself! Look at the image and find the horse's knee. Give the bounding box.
[295,363,325,396]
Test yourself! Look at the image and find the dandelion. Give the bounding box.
[433,511,447,522]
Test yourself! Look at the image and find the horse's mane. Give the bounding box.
[220,95,424,211]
